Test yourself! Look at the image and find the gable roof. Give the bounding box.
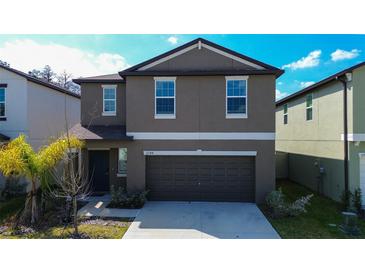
[276,61,365,106]
[0,64,80,98]
[119,38,284,77]
[73,73,125,84]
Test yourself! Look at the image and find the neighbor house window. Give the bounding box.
[225,76,248,118]
[283,104,288,124]
[154,77,176,119]
[306,94,313,121]
[118,148,127,176]
[102,85,116,116]
[0,88,5,117]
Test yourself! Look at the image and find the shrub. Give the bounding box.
[341,190,352,211]
[108,185,148,209]
[266,188,313,218]
[341,189,362,214]
[353,188,362,214]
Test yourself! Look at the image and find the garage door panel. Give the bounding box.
[146,156,255,202]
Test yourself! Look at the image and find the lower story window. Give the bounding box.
[118,148,127,176]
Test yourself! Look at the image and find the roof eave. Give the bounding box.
[119,37,282,74]
[119,69,284,77]
[276,61,365,106]
[72,79,126,84]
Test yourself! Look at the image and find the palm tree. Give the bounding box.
[0,134,83,225]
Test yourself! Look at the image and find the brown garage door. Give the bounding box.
[146,156,255,202]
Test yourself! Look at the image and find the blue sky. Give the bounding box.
[0,34,364,99]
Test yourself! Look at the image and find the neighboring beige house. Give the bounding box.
[72,38,284,203]
[276,62,365,204]
[0,64,80,187]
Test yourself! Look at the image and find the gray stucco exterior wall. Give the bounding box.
[126,75,275,132]
[81,83,126,126]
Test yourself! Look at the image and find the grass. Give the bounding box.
[259,180,365,239]
[0,197,131,239]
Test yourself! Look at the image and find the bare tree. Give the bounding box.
[47,93,91,236]
[40,65,55,82]
[49,152,91,236]
[56,70,81,95]
[29,69,42,78]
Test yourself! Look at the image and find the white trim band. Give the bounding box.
[144,150,257,156]
[341,134,365,141]
[128,132,275,140]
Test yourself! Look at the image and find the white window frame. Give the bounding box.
[117,148,127,177]
[102,85,117,116]
[283,104,288,125]
[306,93,313,121]
[154,77,176,119]
[0,87,6,118]
[225,76,248,119]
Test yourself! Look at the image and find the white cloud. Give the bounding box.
[331,49,361,61]
[167,36,178,45]
[0,39,129,77]
[300,81,315,88]
[282,50,321,70]
[276,89,288,100]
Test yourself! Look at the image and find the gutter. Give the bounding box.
[336,74,351,194]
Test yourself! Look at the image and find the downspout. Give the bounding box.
[336,75,349,193]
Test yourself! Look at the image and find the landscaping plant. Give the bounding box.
[0,134,83,225]
[266,188,313,218]
[109,185,149,209]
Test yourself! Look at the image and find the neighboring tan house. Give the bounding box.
[276,62,365,204]
[0,64,80,186]
[72,38,283,203]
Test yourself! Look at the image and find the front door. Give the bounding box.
[89,150,110,193]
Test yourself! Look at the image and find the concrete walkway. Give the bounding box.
[77,195,140,218]
[123,201,280,239]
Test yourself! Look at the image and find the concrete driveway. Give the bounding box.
[123,202,280,239]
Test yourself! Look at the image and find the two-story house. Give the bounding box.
[276,62,365,204]
[0,64,80,187]
[72,38,283,203]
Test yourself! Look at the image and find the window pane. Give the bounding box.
[156,81,174,97]
[306,108,313,120]
[0,103,4,116]
[227,80,246,96]
[104,88,116,99]
[104,100,115,112]
[156,98,174,114]
[227,97,246,114]
[118,148,127,174]
[284,114,288,124]
[306,94,312,107]
[0,89,4,102]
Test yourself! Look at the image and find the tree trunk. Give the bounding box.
[30,179,38,225]
[73,196,79,236]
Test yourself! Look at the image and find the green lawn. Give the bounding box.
[259,180,365,239]
[0,197,131,239]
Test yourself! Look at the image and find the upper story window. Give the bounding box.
[102,85,116,116]
[306,94,313,121]
[0,88,5,117]
[283,104,288,124]
[154,77,176,119]
[225,76,248,119]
